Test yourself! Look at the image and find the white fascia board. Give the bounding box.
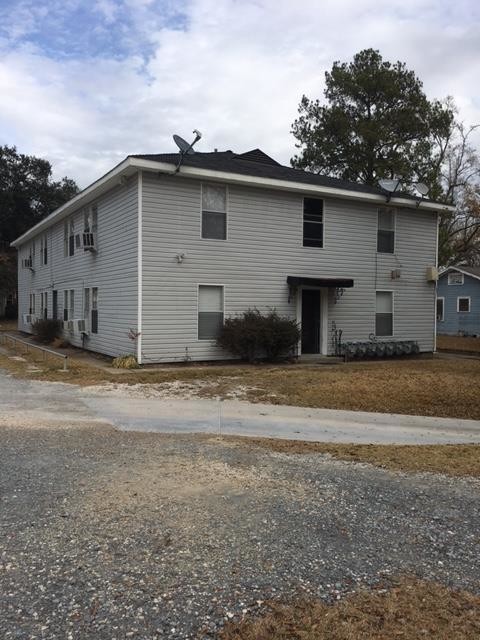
[131,157,456,213]
[11,157,135,247]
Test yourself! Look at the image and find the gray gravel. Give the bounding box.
[0,424,479,639]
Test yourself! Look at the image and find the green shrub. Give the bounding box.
[32,318,62,344]
[112,354,139,369]
[217,308,300,363]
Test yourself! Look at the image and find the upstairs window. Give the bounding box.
[84,204,98,233]
[303,198,324,248]
[198,285,224,340]
[40,234,48,265]
[457,297,470,312]
[202,184,227,240]
[376,291,393,336]
[69,219,75,256]
[377,208,395,253]
[448,272,464,285]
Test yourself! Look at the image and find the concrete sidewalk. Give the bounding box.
[83,396,480,445]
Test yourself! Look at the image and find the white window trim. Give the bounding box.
[375,289,395,337]
[200,183,228,241]
[436,296,445,322]
[197,283,225,341]
[377,207,396,255]
[457,296,471,313]
[302,196,325,249]
[448,272,464,285]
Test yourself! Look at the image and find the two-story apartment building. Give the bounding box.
[12,148,452,364]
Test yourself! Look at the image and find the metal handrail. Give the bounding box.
[0,333,68,371]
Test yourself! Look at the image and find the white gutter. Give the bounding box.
[11,156,455,247]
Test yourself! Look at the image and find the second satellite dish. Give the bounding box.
[414,182,429,197]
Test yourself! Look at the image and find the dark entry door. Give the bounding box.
[301,289,321,354]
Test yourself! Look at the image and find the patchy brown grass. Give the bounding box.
[219,576,480,640]
[1,346,480,420]
[437,334,480,354]
[227,437,480,478]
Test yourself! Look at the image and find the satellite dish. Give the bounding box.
[414,182,429,197]
[378,178,402,193]
[173,134,195,155]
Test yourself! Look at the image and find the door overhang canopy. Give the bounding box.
[287,276,354,289]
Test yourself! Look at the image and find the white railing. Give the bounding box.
[0,333,68,371]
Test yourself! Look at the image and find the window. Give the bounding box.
[448,272,464,285]
[377,208,395,253]
[376,291,393,336]
[202,184,227,240]
[91,287,98,333]
[84,288,90,326]
[29,293,35,316]
[303,198,324,248]
[198,285,223,340]
[40,292,48,319]
[40,234,48,265]
[457,297,470,312]
[69,289,75,319]
[52,290,58,320]
[436,297,444,322]
[64,221,68,257]
[84,205,98,233]
[63,291,68,321]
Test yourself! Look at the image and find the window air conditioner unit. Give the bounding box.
[426,266,438,282]
[82,232,96,251]
[22,257,34,271]
[76,319,87,332]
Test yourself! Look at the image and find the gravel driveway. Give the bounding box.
[1,420,479,639]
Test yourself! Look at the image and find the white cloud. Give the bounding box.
[0,0,479,187]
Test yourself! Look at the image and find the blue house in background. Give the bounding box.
[437,266,480,336]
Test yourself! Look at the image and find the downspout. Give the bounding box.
[137,171,143,364]
[433,211,439,353]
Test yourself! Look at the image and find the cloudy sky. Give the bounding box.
[0,0,479,187]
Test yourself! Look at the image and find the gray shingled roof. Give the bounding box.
[130,148,443,205]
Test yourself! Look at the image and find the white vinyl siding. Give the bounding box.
[141,173,437,362]
[17,177,138,356]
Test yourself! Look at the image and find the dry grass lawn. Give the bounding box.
[228,437,480,478]
[437,334,480,354]
[219,576,480,640]
[1,346,480,419]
